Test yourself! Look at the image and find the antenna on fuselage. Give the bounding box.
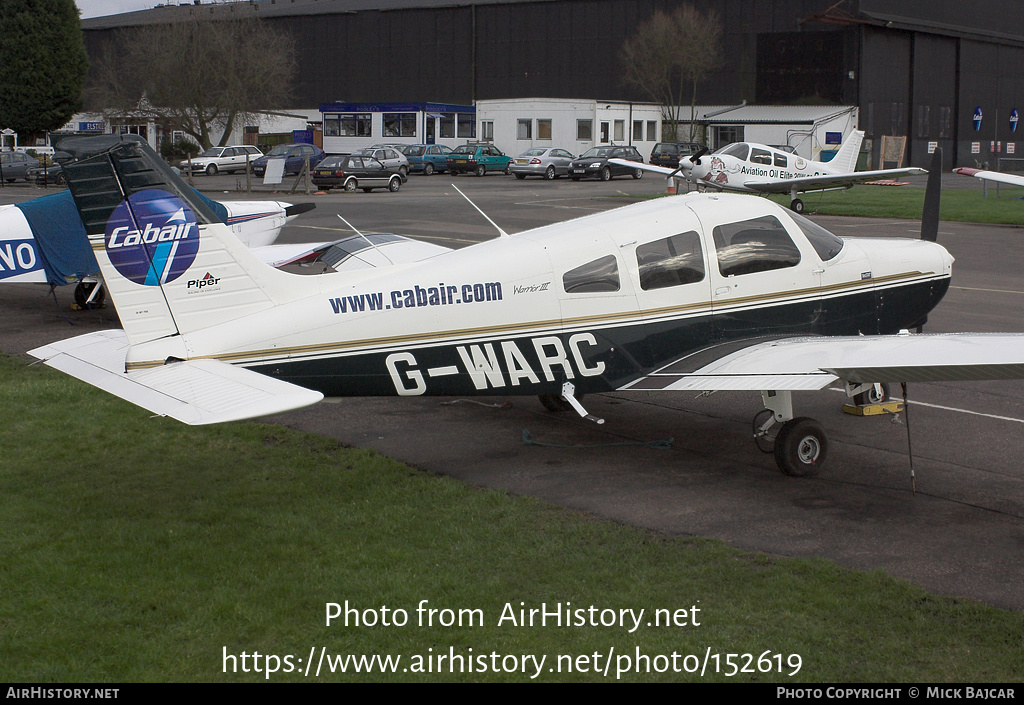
[452,184,510,239]
[336,214,395,266]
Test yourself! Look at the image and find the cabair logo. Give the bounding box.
[104,189,200,286]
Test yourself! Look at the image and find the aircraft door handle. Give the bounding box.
[715,286,731,296]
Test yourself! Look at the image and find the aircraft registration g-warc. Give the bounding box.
[29,135,1024,476]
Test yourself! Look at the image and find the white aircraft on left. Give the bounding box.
[0,187,314,306]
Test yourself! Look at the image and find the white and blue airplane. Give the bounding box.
[26,135,1024,476]
[0,185,314,306]
[613,130,926,213]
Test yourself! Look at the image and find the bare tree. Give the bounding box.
[88,14,296,149]
[621,4,723,143]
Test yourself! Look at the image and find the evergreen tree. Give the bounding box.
[0,0,88,135]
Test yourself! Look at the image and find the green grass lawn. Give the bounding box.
[1,355,1021,682]
[767,184,1024,224]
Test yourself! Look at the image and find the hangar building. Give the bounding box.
[80,0,1024,170]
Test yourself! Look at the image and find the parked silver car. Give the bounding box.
[0,151,40,182]
[180,145,263,175]
[511,147,575,180]
[355,146,410,179]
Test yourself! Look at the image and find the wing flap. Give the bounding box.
[29,330,323,425]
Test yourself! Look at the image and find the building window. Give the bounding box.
[614,120,625,142]
[517,119,532,140]
[337,113,372,137]
[939,107,952,139]
[633,120,644,141]
[537,119,552,140]
[440,113,455,139]
[457,113,475,138]
[383,113,416,138]
[481,121,494,141]
[916,105,930,138]
[577,119,593,141]
[713,125,744,148]
[600,122,609,143]
[647,121,657,141]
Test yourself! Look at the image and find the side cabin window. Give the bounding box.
[636,231,705,290]
[713,216,801,277]
[750,148,772,165]
[773,152,788,168]
[563,255,620,293]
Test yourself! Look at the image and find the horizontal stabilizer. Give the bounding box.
[29,330,323,425]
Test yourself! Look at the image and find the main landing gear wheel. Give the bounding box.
[790,198,805,213]
[73,281,105,309]
[773,417,827,477]
[853,382,890,406]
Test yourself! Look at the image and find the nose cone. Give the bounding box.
[853,236,954,330]
[687,160,709,182]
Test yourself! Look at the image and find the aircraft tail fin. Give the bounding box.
[55,134,315,347]
[828,129,865,174]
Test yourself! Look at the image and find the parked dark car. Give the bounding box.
[27,151,74,185]
[251,143,325,177]
[312,155,403,192]
[402,144,453,175]
[649,142,705,168]
[0,151,40,182]
[569,146,645,181]
[447,143,511,176]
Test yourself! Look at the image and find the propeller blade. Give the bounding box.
[689,146,709,165]
[920,148,941,243]
[285,202,316,217]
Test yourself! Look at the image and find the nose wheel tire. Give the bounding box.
[774,417,827,476]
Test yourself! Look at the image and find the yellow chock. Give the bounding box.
[842,400,904,416]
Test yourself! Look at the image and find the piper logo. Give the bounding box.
[187,272,220,290]
[104,189,200,286]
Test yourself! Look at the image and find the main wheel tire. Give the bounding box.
[774,417,828,477]
[205,164,218,176]
[600,166,611,182]
[388,177,401,192]
[424,163,435,176]
[74,281,105,308]
[343,179,357,192]
[791,198,805,213]
[475,164,486,177]
[853,383,890,406]
[544,165,556,180]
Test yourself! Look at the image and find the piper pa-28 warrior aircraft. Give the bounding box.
[0,186,314,306]
[612,129,925,213]
[27,135,1024,476]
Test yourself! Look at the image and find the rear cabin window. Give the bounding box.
[636,231,705,290]
[563,255,620,293]
[713,216,801,277]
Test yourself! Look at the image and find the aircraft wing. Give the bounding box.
[29,330,324,425]
[744,168,926,195]
[620,332,1024,392]
[609,159,679,176]
[953,167,1024,188]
